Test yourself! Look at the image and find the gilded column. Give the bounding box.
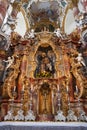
[18,54,28,99]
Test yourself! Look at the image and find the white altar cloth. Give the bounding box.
[0,122,87,130]
[0,121,87,127]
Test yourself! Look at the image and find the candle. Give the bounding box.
[67,85,68,92]
[45,93,46,98]
[14,86,16,91]
[31,83,33,91]
[30,95,32,101]
[57,85,60,92]
[76,85,78,93]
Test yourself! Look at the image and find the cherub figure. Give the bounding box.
[57,0,67,8]
[76,53,86,67]
[9,0,15,3]
[28,29,35,38]
[3,56,14,70]
[54,28,62,38]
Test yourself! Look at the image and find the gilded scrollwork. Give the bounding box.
[1,30,87,119]
[70,50,86,98]
[2,56,21,98]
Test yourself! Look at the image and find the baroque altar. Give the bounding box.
[0,30,87,121]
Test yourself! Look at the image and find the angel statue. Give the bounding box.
[27,29,35,39]
[76,53,86,67]
[9,0,15,3]
[57,0,67,8]
[3,56,14,70]
[54,28,63,38]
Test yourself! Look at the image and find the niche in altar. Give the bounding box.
[0,31,87,121]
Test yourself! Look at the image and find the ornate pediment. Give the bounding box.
[37,32,53,43]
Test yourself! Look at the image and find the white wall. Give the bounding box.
[64,9,76,34]
[15,12,27,37]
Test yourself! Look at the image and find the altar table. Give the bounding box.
[0,122,87,130]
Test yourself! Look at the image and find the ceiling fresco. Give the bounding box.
[23,0,68,30]
[0,0,87,36]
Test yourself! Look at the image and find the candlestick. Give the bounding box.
[14,86,16,91]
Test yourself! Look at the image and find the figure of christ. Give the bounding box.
[39,83,52,114]
[42,92,48,114]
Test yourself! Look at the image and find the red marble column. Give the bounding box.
[0,0,9,27]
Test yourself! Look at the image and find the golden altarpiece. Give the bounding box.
[0,0,87,121]
[0,29,87,121]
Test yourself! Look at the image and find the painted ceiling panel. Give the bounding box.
[0,0,87,37]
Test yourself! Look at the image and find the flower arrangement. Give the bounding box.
[36,71,52,78]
